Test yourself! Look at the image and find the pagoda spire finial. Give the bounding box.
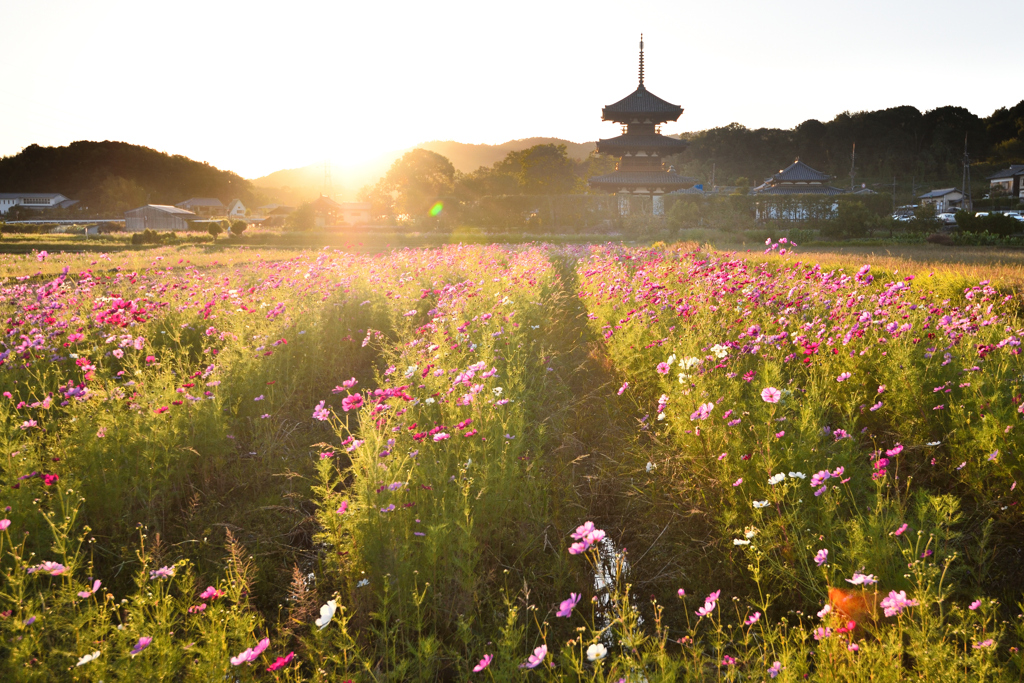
[639,34,645,87]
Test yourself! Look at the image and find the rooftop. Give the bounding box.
[772,160,831,183]
[129,204,197,215]
[918,188,961,198]
[0,192,69,199]
[176,197,224,208]
[987,165,1024,180]
[589,170,698,187]
[601,37,683,123]
[596,134,689,153]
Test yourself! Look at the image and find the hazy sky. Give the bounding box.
[3,0,1022,179]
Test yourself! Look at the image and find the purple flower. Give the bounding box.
[472,654,493,672]
[520,644,548,669]
[556,593,581,618]
[769,661,784,678]
[814,549,828,567]
[130,636,153,656]
[149,565,175,580]
[760,387,781,403]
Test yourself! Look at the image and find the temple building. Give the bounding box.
[589,36,696,214]
[750,160,844,196]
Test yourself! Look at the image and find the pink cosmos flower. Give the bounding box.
[130,636,153,656]
[199,586,225,600]
[230,637,270,666]
[312,401,330,421]
[77,579,101,598]
[43,474,59,486]
[880,590,918,617]
[149,566,175,580]
[814,549,828,567]
[188,603,207,614]
[722,655,736,666]
[267,652,296,672]
[27,561,66,576]
[617,382,628,395]
[745,611,761,625]
[520,645,548,669]
[696,590,720,616]
[969,600,982,611]
[973,639,994,649]
[732,478,743,486]
[656,362,670,375]
[472,654,493,672]
[0,519,9,531]
[769,661,783,678]
[836,372,851,382]
[336,501,349,515]
[846,573,878,587]
[814,627,832,641]
[341,394,364,412]
[433,432,450,442]
[342,377,358,388]
[556,593,581,618]
[760,387,781,403]
[893,523,908,536]
[690,402,714,421]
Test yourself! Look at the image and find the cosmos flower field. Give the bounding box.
[0,241,1022,681]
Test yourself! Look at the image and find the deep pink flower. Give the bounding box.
[472,654,493,672]
[267,652,296,672]
[341,393,364,412]
[336,501,349,515]
[893,523,908,536]
[556,593,581,618]
[199,586,225,600]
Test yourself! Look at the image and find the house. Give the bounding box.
[987,165,1024,199]
[226,199,246,217]
[918,188,964,213]
[125,205,197,232]
[0,192,79,215]
[340,202,372,225]
[175,197,224,216]
[261,205,295,228]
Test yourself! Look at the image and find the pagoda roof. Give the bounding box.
[771,160,831,183]
[602,85,683,123]
[597,134,689,154]
[589,170,697,189]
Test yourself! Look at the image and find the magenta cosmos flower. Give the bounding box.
[341,393,364,412]
[760,387,781,403]
[472,654,493,672]
[556,593,581,618]
[520,645,548,669]
[266,652,295,672]
[130,636,153,656]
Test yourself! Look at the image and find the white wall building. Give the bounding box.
[0,192,78,215]
[226,199,246,217]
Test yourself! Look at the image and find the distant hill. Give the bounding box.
[252,137,596,202]
[0,141,258,214]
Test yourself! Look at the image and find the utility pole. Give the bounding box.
[892,177,896,213]
[961,134,972,212]
[849,143,856,192]
[710,163,716,192]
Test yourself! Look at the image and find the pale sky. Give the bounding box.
[3,0,1022,179]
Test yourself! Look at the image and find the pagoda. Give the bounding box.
[589,36,696,207]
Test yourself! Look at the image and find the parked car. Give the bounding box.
[937,213,958,226]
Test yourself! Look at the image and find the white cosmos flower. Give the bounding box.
[710,344,729,359]
[76,651,101,666]
[753,500,770,509]
[586,643,607,661]
[767,473,786,486]
[733,539,751,546]
[788,471,806,480]
[315,600,338,630]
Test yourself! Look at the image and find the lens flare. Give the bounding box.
[429,201,444,217]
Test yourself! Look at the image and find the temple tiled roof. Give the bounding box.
[589,170,697,188]
[772,160,831,182]
[602,86,683,123]
[751,185,845,196]
[596,134,689,154]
